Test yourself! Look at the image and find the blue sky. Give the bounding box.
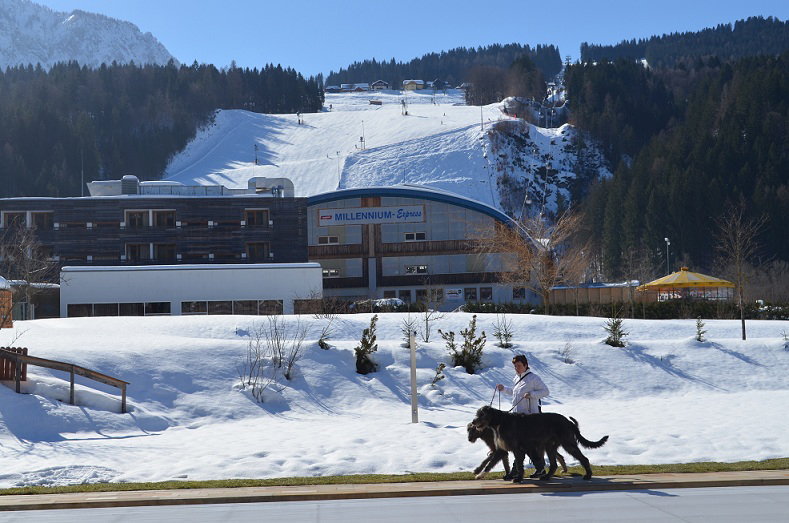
[34,0,789,78]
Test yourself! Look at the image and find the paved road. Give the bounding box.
[2,486,788,523]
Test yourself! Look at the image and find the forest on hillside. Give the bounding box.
[325,43,562,88]
[0,61,323,198]
[570,53,789,275]
[580,16,789,67]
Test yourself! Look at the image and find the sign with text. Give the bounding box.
[318,205,426,226]
[445,289,464,301]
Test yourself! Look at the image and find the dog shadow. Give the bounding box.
[537,476,679,498]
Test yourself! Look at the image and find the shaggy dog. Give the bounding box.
[467,422,569,480]
[471,405,608,482]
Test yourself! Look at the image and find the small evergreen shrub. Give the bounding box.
[439,315,487,374]
[695,317,707,342]
[355,314,379,374]
[603,314,628,347]
[431,363,446,387]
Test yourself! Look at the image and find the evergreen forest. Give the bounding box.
[580,16,789,67]
[325,43,562,89]
[0,61,323,197]
[570,52,789,274]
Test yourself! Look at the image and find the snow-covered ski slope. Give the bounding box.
[165,90,506,208]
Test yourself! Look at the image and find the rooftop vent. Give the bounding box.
[121,175,140,195]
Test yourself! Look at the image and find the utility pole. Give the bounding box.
[254,144,258,165]
[80,145,84,197]
[664,238,671,274]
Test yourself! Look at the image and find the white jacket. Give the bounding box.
[502,370,549,414]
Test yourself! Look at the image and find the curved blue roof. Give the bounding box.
[307,185,514,225]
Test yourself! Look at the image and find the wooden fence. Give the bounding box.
[0,347,27,381]
[0,347,128,413]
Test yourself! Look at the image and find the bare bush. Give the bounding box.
[559,341,575,364]
[237,323,281,402]
[492,313,514,348]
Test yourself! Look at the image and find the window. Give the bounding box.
[383,290,396,299]
[126,243,150,261]
[245,209,270,226]
[67,304,93,317]
[94,303,119,317]
[208,301,232,315]
[512,287,527,300]
[322,268,340,278]
[415,289,427,302]
[182,301,208,314]
[233,300,258,315]
[247,242,269,261]
[154,244,176,263]
[3,212,25,228]
[480,287,493,301]
[259,300,284,315]
[144,302,171,315]
[126,211,148,228]
[464,288,478,301]
[318,236,339,244]
[246,242,270,262]
[153,210,176,227]
[31,212,54,229]
[405,265,428,275]
[398,290,412,303]
[404,232,426,241]
[119,303,145,316]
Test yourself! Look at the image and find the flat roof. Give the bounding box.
[61,263,321,273]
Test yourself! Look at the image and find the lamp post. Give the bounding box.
[664,237,671,274]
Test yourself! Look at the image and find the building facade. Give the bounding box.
[60,263,323,317]
[308,186,539,310]
[0,176,308,269]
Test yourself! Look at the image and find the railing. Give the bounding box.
[0,347,129,413]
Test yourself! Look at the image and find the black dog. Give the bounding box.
[467,422,510,479]
[471,405,608,482]
[467,422,569,479]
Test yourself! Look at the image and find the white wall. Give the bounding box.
[60,263,323,316]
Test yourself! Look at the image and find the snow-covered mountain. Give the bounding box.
[0,0,177,69]
[165,89,611,218]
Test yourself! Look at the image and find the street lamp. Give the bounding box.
[664,237,671,274]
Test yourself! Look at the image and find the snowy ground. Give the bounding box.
[162,90,583,214]
[1,313,788,488]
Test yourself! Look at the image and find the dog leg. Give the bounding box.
[526,447,546,479]
[556,452,568,474]
[511,451,526,483]
[540,444,559,481]
[562,441,594,480]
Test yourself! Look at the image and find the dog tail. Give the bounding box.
[570,416,609,449]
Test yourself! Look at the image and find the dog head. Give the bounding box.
[471,405,495,431]
[466,422,483,443]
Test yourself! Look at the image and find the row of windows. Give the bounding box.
[382,287,528,303]
[124,242,269,262]
[181,300,283,315]
[316,232,427,246]
[0,209,271,229]
[68,302,172,317]
[67,299,285,317]
[22,242,271,263]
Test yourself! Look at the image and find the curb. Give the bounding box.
[2,470,789,511]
